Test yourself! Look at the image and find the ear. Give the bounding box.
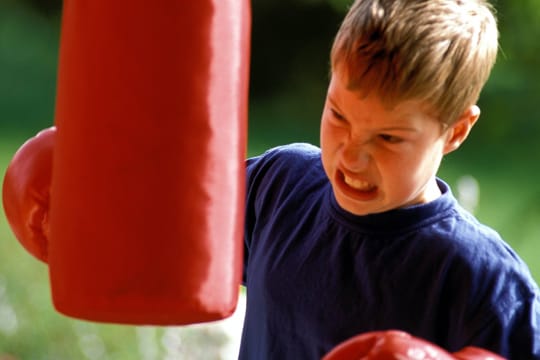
[443,105,480,155]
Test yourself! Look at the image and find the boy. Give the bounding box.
[240,0,540,359]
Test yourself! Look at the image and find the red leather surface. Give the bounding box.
[323,330,505,360]
[3,127,56,263]
[46,0,250,324]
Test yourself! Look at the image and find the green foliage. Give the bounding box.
[0,2,59,136]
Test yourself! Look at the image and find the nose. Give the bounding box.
[341,139,371,172]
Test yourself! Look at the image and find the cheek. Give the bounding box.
[319,118,332,142]
[415,141,445,171]
[320,121,339,177]
[320,123,335,158]
[320,119,345,148]
[388,146,443,185]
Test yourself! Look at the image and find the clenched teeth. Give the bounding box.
[344,176,375,191]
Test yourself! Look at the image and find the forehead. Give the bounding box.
[327,72,439,125]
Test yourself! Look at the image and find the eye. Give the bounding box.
[330,108,346,122]
[379,134,403,144]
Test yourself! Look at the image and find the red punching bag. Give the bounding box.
[46,0,250,324]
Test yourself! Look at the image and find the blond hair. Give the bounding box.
[331,0,499,125]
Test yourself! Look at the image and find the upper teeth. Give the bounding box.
[344,176,373,191]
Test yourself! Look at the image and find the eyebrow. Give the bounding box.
[327,97,419,133]
[378,126,419,133]
[327,96,342,111]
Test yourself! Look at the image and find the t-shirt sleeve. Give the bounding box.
[242,146,283,285]
[459,262,540,359]
[242,143,321,286]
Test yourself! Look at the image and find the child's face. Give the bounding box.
[320,73,454,216]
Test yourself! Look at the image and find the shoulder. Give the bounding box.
[435,204,539,331]
[421,202,540,354]
[444,206,527,274]
[245,142,327,219]
[246,143,323,189]
[412,196,538,308]
[247,142,320,171]
[432,204,533,286]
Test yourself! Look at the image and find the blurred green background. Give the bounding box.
[1,0,539,358]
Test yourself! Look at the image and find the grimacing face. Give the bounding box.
[320,72,478,216]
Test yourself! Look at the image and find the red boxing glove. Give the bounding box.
[2,127,56,263]
[453,347,505,360]
[323,330,506,360]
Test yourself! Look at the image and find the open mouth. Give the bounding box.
[343,175,376,191]
[337,171,378,200]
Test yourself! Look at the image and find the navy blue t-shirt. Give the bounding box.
[240,143,540,359]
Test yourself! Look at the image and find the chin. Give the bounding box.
[335,196,378,216]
